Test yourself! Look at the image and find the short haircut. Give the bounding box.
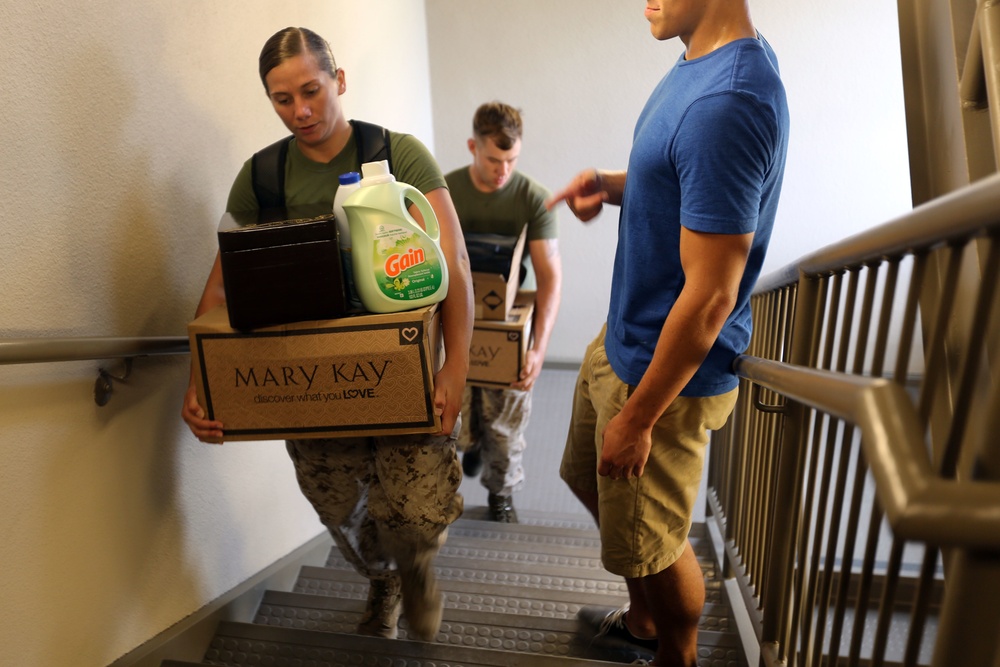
[472,102,523,151]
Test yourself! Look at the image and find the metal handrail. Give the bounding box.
[0,336,189,365]
[0,335,190,405]
[756,170,1000,293]
[735,356,1000,551]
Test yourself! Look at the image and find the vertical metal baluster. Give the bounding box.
[769,272,825,666]
[790,273,838,666]
[875,243,962,667]
[816,264,879,664]
[746,292,770,588]
[910,234,1000,666]
[802,271,844,665]
[916,244,965,428]
[939,235,999,477]
[757,287,789,596]
[870,539,906,667]
[830,259,900,667]
[849,252,927,667]
[752,290,780,590]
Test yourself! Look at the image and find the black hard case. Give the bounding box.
[217,205,347,331]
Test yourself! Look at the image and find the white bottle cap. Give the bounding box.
[360,160,396,186]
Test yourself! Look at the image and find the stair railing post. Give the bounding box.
[933,375,1000,666]
[930,549,1000,667]
[757,269,822,665]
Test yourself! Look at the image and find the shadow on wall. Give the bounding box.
[51,44,230,340]
[5,25,263,665]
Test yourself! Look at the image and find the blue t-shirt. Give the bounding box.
[605,35,789,396]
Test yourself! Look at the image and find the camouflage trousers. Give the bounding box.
[457,386,531,496]
[285,430,463,582]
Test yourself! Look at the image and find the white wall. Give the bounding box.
[425,0,912,364]
[0,2,433,665]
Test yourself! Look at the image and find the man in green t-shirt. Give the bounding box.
[445,102,562,522]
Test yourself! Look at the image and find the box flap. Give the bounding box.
[469,226,528,320]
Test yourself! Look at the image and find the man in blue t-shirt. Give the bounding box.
[546,2,789,665]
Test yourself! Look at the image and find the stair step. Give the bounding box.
[298,526,725,613]
[256,577,735,633]
[403,516,718,577]
[254,589,744,663]
[457,506,598,528]
[324,517,719,583]
[298,561,728,616]
[161,512,748,666]
[202,621,634,666]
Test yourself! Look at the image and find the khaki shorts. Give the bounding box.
[560,328,738,578]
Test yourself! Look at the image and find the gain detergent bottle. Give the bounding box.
[342,160,449,313]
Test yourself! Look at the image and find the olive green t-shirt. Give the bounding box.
[226,129,447,212]
[444,168,557,288]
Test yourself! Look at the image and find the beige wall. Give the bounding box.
[426,0,913,364]
[0,2,433,665]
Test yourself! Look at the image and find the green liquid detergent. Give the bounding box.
[342,160,449,313]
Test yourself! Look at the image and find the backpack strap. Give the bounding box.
[349,119,393,173]
[249,121,391,209]
[250,135,292,210]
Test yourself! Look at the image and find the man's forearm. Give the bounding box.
[596,169,628,207]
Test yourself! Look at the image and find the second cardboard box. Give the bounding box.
[466,291,535,388]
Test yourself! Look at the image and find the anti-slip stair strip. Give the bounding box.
[203,620,745,667]
[320,542,721,590]
[327,550,617,583]
[321,552,720,592]
[295,563,628,614]
[429,530,717,569]
[293,562,727,618]
[257,588,736,639]
[203,621,633,667]
[255,592,589,658]
[446,516,715,562]
[457,506,598,529]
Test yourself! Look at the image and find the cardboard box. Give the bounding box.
[466,227,527,321]
[218,205,348,331]
[466,291,535,388]
[188,303,442,441]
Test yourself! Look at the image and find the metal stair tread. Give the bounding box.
[441,521,716,565]
[456,506,597,529]
[257,588,743,647]
[297,562,630,609]
[447,513,714,568]
[451,509,710,540]
[203,620,639,666]
[321,549,720,588]
[290,565,732,628]
[159,517,747,666]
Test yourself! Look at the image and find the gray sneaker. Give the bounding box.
[399,554,443,641]
[357,577,402,639]
[577,604,658,653]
